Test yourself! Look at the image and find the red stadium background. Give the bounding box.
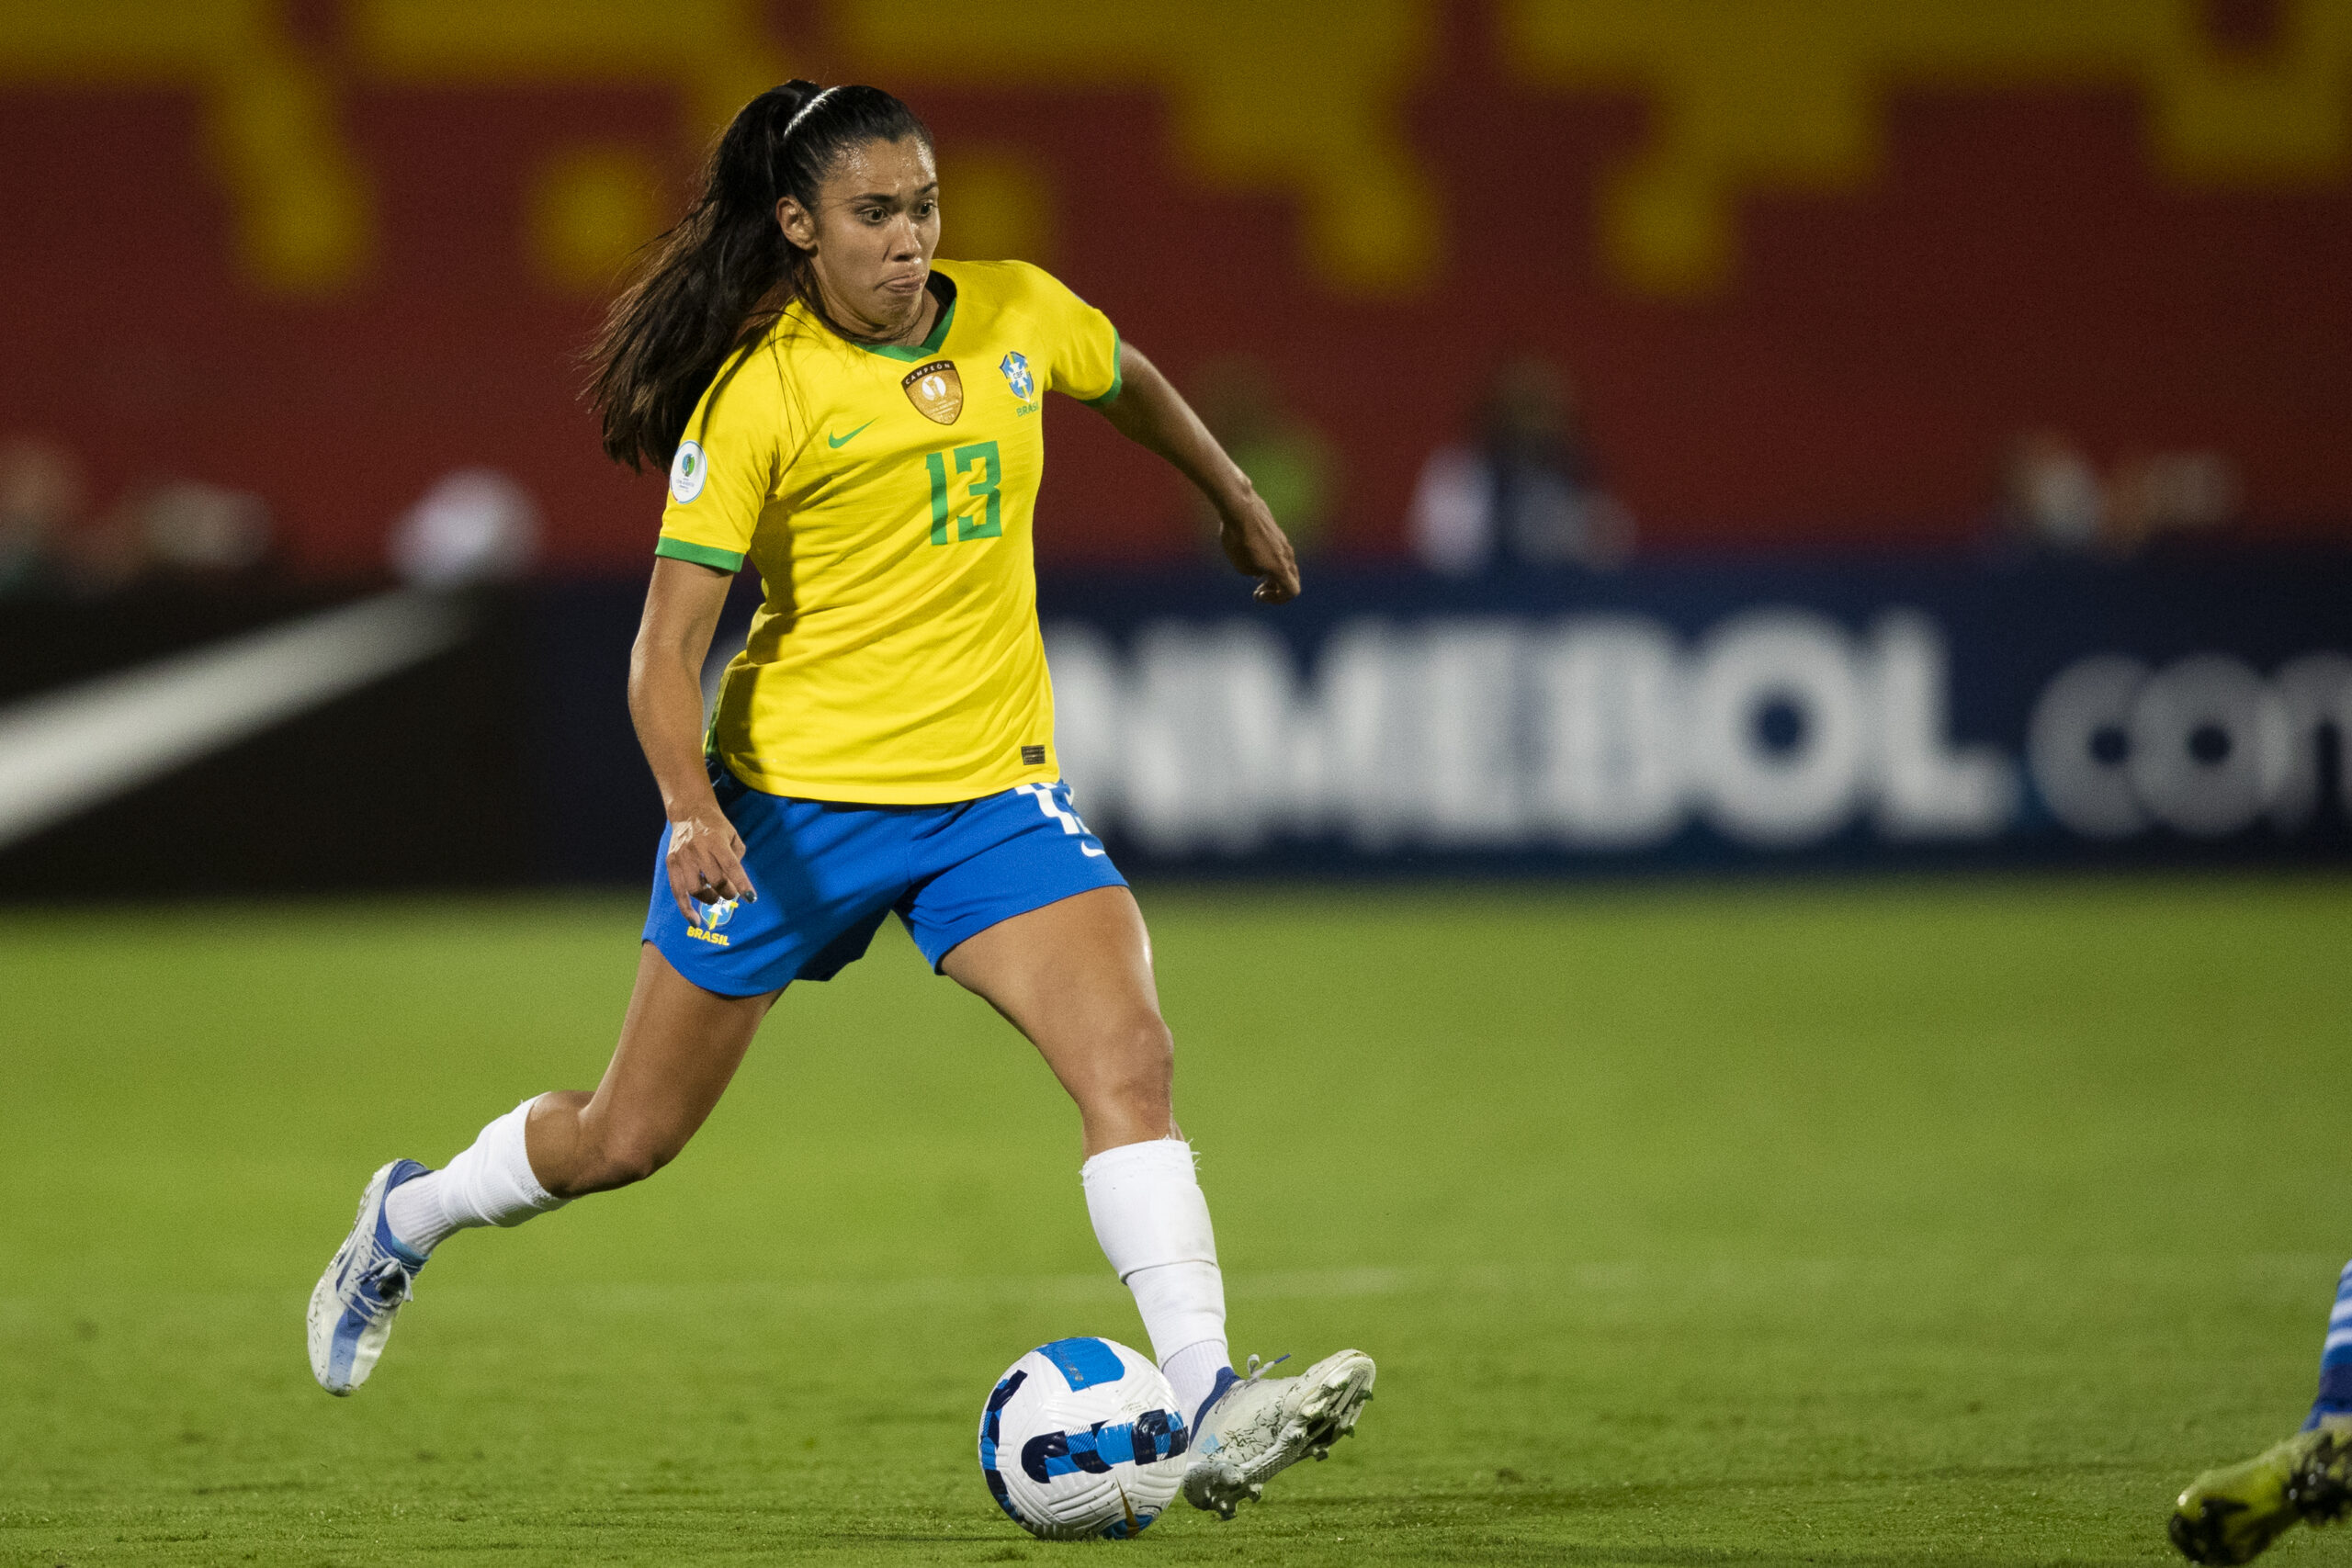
[3,0,2349,577]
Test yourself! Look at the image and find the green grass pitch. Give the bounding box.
[3,875,2348,1566]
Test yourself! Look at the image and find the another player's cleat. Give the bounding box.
[306,1159,432,1396]
[2169,1418,2352,1564]
[1182,1348,1375,1519]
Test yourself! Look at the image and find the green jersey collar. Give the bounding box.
[849,271,958,362]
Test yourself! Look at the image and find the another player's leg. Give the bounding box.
[939,886,1374,1519]
[307,943,776,1394]
[2171,1258,2352,1562]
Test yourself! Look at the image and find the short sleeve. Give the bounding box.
[1020,264,1122,408]
[655,347,784,572]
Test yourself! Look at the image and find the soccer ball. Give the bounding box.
[978,1337,1191,1539]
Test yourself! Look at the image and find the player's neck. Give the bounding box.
[883,288,939,347]
[815,275,939,349]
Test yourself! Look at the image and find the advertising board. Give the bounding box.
[1036,555,2352,871]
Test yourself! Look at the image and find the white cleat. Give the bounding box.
[1182,1348,1376,1519]
[306,1159,432,1395]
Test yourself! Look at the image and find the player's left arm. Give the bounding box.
[1091,343,1301,604]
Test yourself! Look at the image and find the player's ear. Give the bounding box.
[775,196,817,254]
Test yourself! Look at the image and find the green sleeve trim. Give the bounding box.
[654,536,745,572]
[1079,330,1124,409]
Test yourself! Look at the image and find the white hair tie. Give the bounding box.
[779,85,836,145]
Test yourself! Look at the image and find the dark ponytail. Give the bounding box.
[588,81,933,471]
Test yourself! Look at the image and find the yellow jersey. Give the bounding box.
[654,259,1122,803]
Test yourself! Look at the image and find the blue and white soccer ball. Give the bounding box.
[978,1337,1190,1540]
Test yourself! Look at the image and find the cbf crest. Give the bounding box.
[902,360,964,424]
[999,351,1035,402]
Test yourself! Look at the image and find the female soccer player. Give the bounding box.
[306,81,1373,1520]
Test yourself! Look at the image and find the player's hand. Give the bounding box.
[664,800,757,924]
[1216,489,1301,604]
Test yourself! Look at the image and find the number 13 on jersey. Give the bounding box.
[925,441,1003,546]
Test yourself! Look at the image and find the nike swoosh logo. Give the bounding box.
[827,420,876,448]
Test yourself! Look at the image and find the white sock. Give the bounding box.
[1081,1137,1231,1416]
[1160,1337,1232,1422]
[383,1095,568,1257]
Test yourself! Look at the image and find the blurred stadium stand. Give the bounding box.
[1,1,2346,889]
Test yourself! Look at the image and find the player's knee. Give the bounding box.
[574,1124,681,1192]
[605,1135,680,1189]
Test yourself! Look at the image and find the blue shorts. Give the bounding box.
[642,766,1126,998]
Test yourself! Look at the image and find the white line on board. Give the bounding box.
[0,591,473,852]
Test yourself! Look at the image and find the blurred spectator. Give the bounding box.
[0,436,84,597]
[1995,428,2240,556]
[1189,355,1334,556]
[5,446,289,596]
[58,478,276,593]
[389,468,541,588]
[2109,449,2239,549]
[135,481,274,577]
[1408,356,1632,575]
[1996,428,2105,553]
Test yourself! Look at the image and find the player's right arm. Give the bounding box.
[632,347,785,919]
[630,558,755,920]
